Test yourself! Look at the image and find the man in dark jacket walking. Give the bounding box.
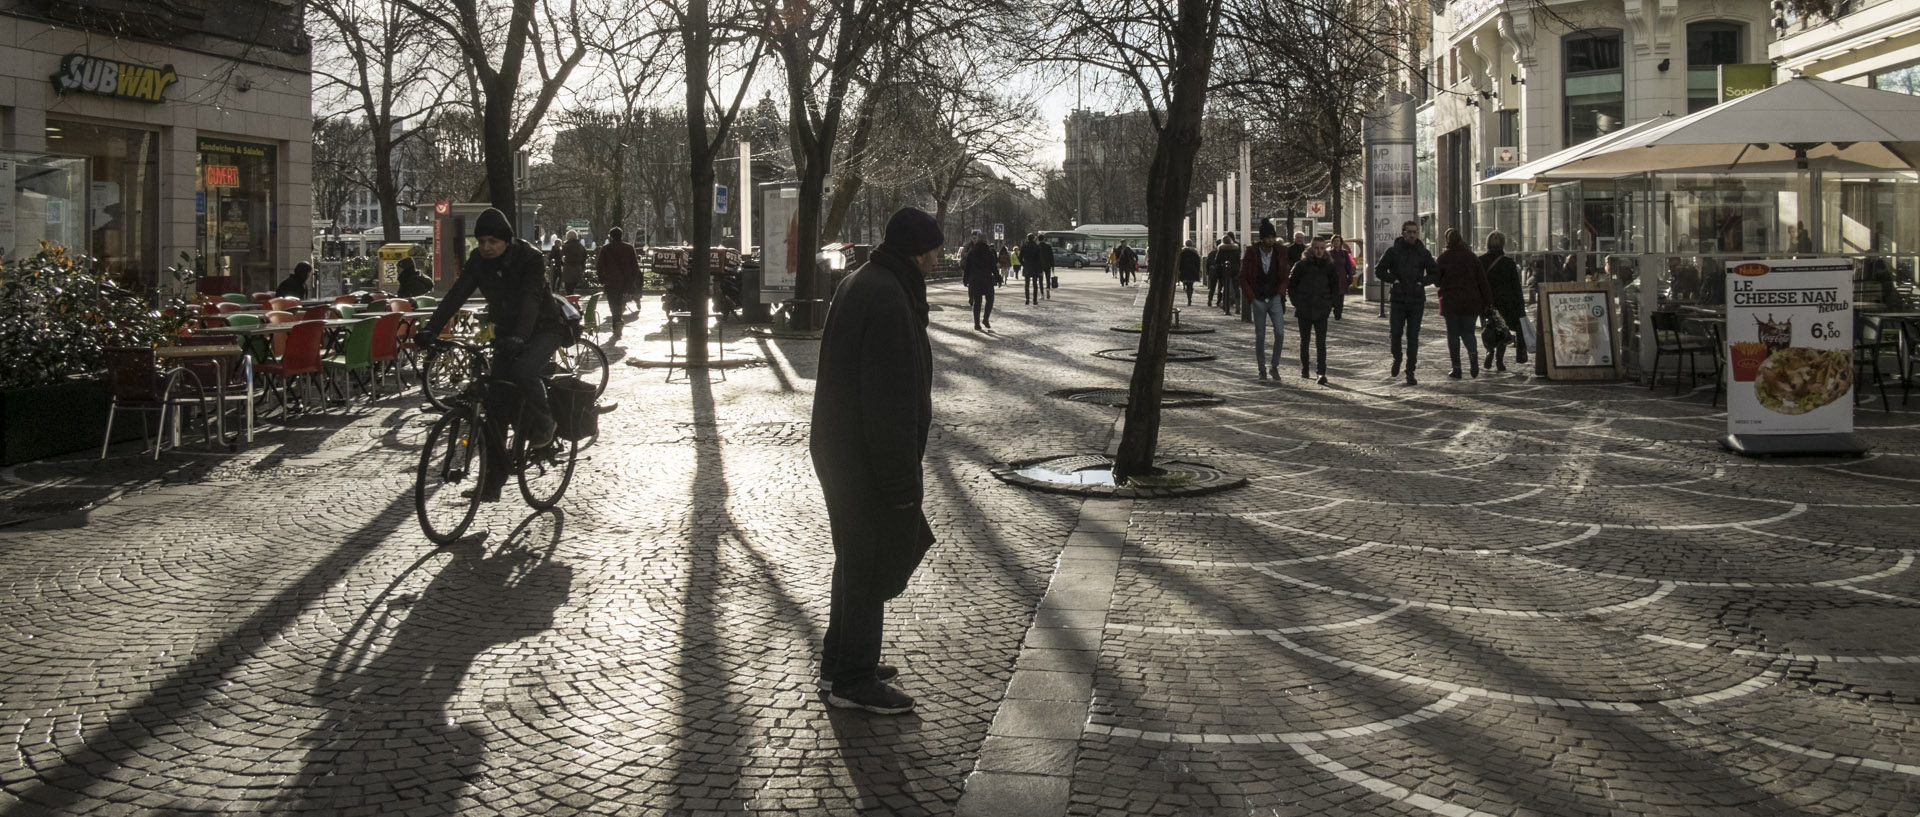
[595,226,640,340]
[1115,241,1139,286]
[962,230,998,331]
[1481,231,1528,371]
[418,207,568,500]
[1024,234,1054,304]
[1239,219,1289,380]
[1207,233,1242,314]
[1178,240,1202,306]
[1289,237,1340,385]
[1374,221,1441,385]
[811,206,942,715]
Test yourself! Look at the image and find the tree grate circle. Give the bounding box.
[991,454,1247,498]
[1093,348,1216,362]
[1109,325,1217,335]
[1047,387,1225,408]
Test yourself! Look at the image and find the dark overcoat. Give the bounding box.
[810,247,936,601]
[1434,245,1492,316]
[1287,255,1341,321]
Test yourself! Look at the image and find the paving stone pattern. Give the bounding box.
[1,268,1918,816]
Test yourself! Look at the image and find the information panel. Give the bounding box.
[1723,258,1854,435]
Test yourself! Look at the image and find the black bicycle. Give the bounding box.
[414,339,582,544]
[420,332,607,409]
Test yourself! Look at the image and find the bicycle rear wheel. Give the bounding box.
[515,427,578,510]
[415,406,485,543]
[418,345,473,410]
[572,340,609,399]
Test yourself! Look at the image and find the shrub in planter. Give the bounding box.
[0,245,185,462]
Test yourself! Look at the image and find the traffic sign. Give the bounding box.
[993,223,1004,241]
[434,200,450,216]
[1306,200,1326,218]
[715,184,729,214]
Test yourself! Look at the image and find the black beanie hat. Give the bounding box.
[474,207,515,241]
[1258,218,1277,239]
[882,207,943,255]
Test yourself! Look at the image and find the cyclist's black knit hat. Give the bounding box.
[474,207,514,241]
[881,207,943,255]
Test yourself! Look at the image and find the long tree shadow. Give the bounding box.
[0,492,421,817]
[270,510,572,814]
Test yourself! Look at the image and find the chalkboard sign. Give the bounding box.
[1538,281,1624,380]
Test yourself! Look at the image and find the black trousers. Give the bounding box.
[970,286,995,326]
[822,555,886,688]
[480,331,565,489]
[1026,271,1049,303]
[1298,316,1328,375]
[1389,300,1424,371]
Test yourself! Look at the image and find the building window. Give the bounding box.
[1687,22,1743,113]
[44,120,161,294]
[1563,30,1624,147]
[1873,61,1920,96]
[196,137,279,293]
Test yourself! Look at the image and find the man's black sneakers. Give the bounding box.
[827,677,914,715]
[816,663,897,692]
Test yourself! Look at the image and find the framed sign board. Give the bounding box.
[1537,281,1624,381]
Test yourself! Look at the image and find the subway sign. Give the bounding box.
[50,53,178,103]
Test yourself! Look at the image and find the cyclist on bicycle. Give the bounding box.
[417,207,568,501]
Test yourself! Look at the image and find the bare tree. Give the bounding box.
[1026,0,1224,481]
[311,115,366,228]
[308,0,457,241]
[392,0,592,217]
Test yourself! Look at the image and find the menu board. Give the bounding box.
[1537,281,1624,380]
[1723,258,1854,435]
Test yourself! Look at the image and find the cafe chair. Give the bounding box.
[101,347,200,459]
[301,303,333,321]
[367,313,407,393]
[216,301,250,315]
[169,350,256,447]
[580,293,602,340]
[334,304,359,320]
[1855,315,1902,413]
[324,318,382,400]
[413,296,438,310]
[1649,311,1714,393]
[268,296,303,312]
[221,293,251,304]
[250,292,275,305]
[386,298,412,314]
[333,295,359,306]
[258,321,332,416]
[226,313,263,328]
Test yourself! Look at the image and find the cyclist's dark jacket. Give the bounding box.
[420,238,567,342]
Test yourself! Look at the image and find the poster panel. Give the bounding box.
[1367,141,1415,273]
[760,186,798,291]
[1724,258,1854,435]
[1546,290,1614,368]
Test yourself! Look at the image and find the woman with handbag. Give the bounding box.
[1481,231,1527,371]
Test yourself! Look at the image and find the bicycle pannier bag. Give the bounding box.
[548,375,598,441]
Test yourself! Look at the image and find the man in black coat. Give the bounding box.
[961,229,998,331]
[418,207,568,500]
[811,206,941,715]
[1374,220,1441,385]
[1019,234,1044,304]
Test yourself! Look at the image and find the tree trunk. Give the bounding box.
[482,76,517,217]
[1112,0,1218,482]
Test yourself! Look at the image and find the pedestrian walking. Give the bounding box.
[1029,236,1055,303]
[961,230,998,331]
[1239,219,1289,380]
[1019,234,1042,304]
[811,205,941,715]
[1287,232,1308,269]
[1178,240,1202,306]
[1107,246,1118,279]
[1374,220,1440,385]
[595,226,640,340]
[1480,231,1528,372]
[559,230,588,296]
[1208,233,1242,314]
[1115,241,1139,286]
[1010,243,1023,281]
[1434,228,1491,379]
[1328,235,1355,320]
[1289,237,1339,385]
[995,243,1011,287]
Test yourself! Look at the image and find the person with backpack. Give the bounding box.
[1238,219,1289,380]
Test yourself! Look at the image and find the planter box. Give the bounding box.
[0,378,142,465]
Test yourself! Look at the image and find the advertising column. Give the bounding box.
[1721,257,1863,456]
[1364,91,1416,305]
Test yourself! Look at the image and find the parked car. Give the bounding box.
[1050,249,1090,268]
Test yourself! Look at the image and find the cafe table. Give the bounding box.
[154,344,254,445]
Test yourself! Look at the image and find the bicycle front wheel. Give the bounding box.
[572,340,610,399]
[418,345,472,410]
[515,427,578,510]
[416,406,485,543]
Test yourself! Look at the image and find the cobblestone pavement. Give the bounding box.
[3,268,1919,816]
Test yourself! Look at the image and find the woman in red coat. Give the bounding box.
[1434,228,1492,378]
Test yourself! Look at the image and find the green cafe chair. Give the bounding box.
[222,293,251,304]
[323,318,381,400]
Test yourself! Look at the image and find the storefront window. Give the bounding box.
[196,137,278,293]
[1872,61,1920,96]
[2,151,89,260]
[44,119,160,293]
[1564,30,1624,148]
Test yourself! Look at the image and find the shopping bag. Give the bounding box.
[1050,275,1060,289]
[1519,314,1537,349]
